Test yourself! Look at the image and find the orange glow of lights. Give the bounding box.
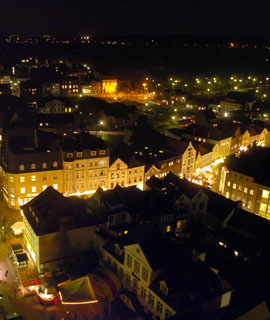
[59,292,98,305]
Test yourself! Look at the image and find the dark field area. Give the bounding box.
[1,38,270,80]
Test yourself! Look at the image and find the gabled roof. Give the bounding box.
[227,208,270,243]
[182,124,231,141]
[60,132,107,152]
[224,147,270,186]
[151,260,226,311]
[22,187,106,236]
[120,225,191,270]
[37,96,72,108]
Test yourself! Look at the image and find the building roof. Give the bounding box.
[150,260,226,311]
[227,208,270,244]
[22,186,106,236]
[147,172,237,222]
[225,147,270,186]
[37,96,72,108]
[59,132,107,152]
[182,124,231,142]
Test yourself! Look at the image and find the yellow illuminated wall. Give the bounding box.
[108,158,145,190]
[63,156,109,197]
[102,79,117,94]
[2,169,64,210]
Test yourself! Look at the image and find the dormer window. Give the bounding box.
[91,151,96,156]
[100,150,105,155]
[31,163,36,170]
[53,161,58,168]
[19,164,24,171]
[67,153,73,158]
[42,162,47,169]
[77,152,82,157]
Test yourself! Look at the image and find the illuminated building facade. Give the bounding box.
[37,97,73,114]
[109,157,145,190]
[102,226,232,320]
[218,148,270,220]
[21,187,103,272]
[1,128,63,209]
[102,78,117,94]
[60,133,110,196]
[1,130,147,209]
[60,77,81,96]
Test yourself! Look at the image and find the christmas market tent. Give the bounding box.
[58,276,98,305]
[87,268,121,302]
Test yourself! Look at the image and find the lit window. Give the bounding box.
[53,161,58,168]
[244,187,248,194]
[100,160,106,166]
[42,185,47,191]
[126,254,132,268]
[142,267,148,281]
[262,190,269,199]
[42,162,47,169]
[9,176,14,183]
[168,161,173,166]
[141,287,146,300]
[238,185,242,191]
[19,164,24,171]
[157,301,163,314]
[20,187,25,194]
[20,176,25,183]
[232,183,236,189]
[53,184,58,190]
[225,192,230,198]
[219,241,226,248]
[227,181,231,187]
[260,203,267,212]
[31,175,36,182]
[176,220,182,229]
[148,293,154,306]
[249,189,254,196]
[32,186,36,193]
[31,163,36,170]
[166,225,171,232]
[134,260,140,274]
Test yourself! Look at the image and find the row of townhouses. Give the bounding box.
[1,120,269,211]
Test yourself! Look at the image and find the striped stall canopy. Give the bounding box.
[87,268,121,302]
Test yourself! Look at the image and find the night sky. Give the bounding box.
[0,0,269,37]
